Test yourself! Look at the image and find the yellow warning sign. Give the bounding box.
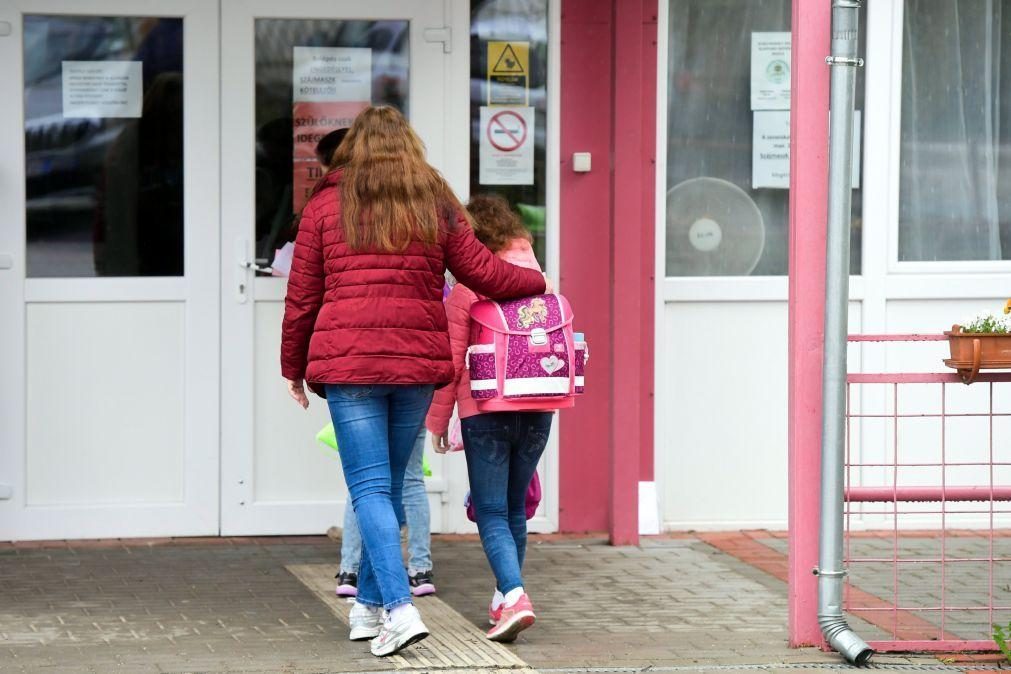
[487,41,529,106]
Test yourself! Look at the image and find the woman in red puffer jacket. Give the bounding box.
[280,106,545,658]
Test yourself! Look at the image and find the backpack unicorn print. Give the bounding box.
[467,293,587,411]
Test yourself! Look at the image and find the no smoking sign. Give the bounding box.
[479,106,534,185]
[487,110,527,152]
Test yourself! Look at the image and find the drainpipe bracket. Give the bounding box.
[812,567,848,577]
[825,56,864,68]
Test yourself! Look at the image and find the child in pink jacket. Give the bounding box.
[426,194,550,643]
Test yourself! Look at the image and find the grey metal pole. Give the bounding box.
[817,0,873,665]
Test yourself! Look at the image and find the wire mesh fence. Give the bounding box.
[844,334,1011,652]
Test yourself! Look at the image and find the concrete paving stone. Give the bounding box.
[1,534,986,673]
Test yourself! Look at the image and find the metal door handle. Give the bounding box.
[239,260,274,274]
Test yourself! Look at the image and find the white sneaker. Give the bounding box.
[370,604,429,656]
[349,602,383,641]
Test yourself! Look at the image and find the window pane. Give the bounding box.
[899,0,1011,262]
[254,19,409,272]
[470,0,549,268]
[24,15,184,277]
[665,1,864,277]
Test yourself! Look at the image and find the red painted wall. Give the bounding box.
[639,3,657,483]
[559,1,613,534]
[558,0,656,537]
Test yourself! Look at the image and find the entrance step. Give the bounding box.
[287,563,537,672]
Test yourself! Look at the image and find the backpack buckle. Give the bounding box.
[529,328,548,346]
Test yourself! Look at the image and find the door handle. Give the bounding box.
[0,253,12,270]
[235,237,274,303]
[239,260,274,274]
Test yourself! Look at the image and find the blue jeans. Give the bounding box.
[462,411,553,595]
[340,428,432,573]
[326,384,435,610]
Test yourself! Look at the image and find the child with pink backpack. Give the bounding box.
[426,194,585,643]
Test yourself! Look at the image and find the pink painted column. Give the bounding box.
[608,0,648,546]
[559,0,615,535]
[787,0,831,648]
[558,0,654,541]
[639,0,658,483]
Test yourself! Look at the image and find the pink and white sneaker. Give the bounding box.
[488,602,502,626]
[486,593,535,642]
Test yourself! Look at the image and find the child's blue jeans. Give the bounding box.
[461,411,553,595]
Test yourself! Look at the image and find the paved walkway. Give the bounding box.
[0,533,1003,673]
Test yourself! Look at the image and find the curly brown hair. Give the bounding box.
[466,194,532,253]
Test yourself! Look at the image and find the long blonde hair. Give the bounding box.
[330,106,467,252]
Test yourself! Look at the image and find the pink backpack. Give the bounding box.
[467,293,587,411]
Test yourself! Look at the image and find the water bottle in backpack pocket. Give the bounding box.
[466,293,588,411]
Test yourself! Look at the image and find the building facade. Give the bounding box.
[1,0,1010,544]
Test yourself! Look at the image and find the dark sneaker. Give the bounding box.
[408,570,436,596]
[336,571,358,598]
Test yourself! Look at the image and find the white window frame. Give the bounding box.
[885,0,1011,275]
[656,1,865,305]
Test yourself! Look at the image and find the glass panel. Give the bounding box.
[254,19,409,273]
[899,0,1011,262]
[24,15,184,277]
[470,0,549,268]
[664,1,865,277]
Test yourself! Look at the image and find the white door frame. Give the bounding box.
[220,0,464,535]
[0,0,220,540]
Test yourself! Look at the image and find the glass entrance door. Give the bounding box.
[220,0,466,535]
[0,0,220,540]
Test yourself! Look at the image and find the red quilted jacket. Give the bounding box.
[280,170,546,395]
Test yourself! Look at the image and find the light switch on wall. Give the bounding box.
[572,152,591,173]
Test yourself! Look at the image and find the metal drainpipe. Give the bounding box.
[817,0,873,666]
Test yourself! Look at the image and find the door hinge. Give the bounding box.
[0,484,12,500]
[424,26,452,54]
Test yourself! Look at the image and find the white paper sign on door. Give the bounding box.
[62,61,143,118]
[750,32,791,111]
[291,47,372,213]
[753,110,862,189]
[293,47,371,103]
[479,106,534,185]
[752,110,791,188]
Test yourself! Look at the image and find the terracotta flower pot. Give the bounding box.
[944,324,1011,384]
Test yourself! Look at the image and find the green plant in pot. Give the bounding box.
[945,301,1011,384]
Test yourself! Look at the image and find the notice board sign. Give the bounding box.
[750,32,791,111]
[487,41,529,106]
[479,106,534,185]
[62,61,142,118]
[291,47,371,213]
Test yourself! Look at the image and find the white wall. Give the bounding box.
[656,296,862,530]
[654,0,1011,532]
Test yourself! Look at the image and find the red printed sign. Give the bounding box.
[292,101,368,213]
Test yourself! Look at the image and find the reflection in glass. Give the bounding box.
[470,0,549,268]
[899,0,1011,262]
[665,1,864,276]
[254,19,409,271]
[24,15,184,277]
